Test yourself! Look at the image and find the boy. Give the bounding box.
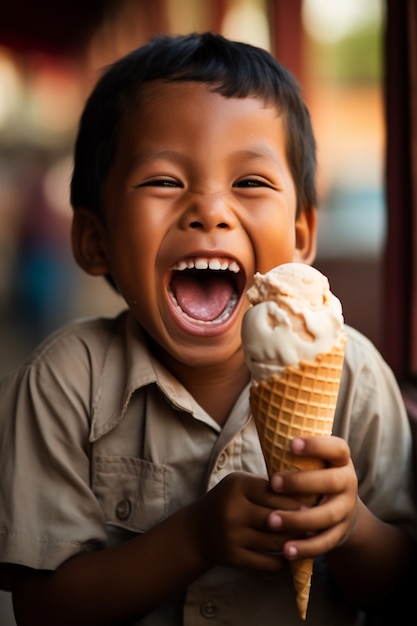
[0,32,415,626]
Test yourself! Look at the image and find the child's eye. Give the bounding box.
[233,178,271,188]
[133,178,182,188]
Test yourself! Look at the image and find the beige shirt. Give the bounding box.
[0,311,415,625]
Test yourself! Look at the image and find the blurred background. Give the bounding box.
[0,1,386,622]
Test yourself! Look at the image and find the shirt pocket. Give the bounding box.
[92,455,167,533]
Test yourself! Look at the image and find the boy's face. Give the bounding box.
[75,81,316,369]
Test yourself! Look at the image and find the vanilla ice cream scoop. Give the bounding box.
[241,263,345,381]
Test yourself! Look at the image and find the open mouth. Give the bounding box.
[169,256,245,325]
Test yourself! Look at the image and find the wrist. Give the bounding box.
[180,499,214,573]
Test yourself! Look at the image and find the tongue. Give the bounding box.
[172,274,234,321]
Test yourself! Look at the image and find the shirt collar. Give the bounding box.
[90,312,195,441]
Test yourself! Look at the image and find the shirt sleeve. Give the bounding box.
[0,330,109,577]
[334,326,417,539]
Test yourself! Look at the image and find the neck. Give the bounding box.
[183,359,251,426]
[150,341,250,426]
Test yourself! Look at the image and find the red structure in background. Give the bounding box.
[0,1,303,72]
[269,0,303,82]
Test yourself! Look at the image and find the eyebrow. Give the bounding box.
[233,146,287,175]
[127,149,185,174]
[235,147,281,162]
[127,144,286,175]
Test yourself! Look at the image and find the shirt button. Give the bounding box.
[115,498,131,520]
[216,452,227,469]
[200,600,219,619]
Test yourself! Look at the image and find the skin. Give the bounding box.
[11,82,414,625]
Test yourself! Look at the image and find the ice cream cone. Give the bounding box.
[250,338,346,620]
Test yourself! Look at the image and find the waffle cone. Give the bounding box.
[250,336,346,620]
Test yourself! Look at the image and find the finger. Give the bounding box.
[245,479,309,515]
[245,499,307,539]
[290,435,351,467]
[228,525,290,570]
[282,523,344,560]
[273,495,349,533]
[271,464,357,500]
[239,546,288,572]
[245,527,300,558]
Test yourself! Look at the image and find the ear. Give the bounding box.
[71,208,110,276]
[293,207,317,265]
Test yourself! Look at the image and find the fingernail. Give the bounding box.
[269,512,283,529]
[287,545,298,559]
[292,438,305,453]
[272,474,283,491]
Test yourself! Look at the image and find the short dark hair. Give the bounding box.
[70,31,317,218]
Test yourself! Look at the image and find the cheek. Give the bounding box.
[103,224,157,295]
[107,202,159,254]
[257,240,295,274]
[247,211,296,273]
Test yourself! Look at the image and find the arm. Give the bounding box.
[267,436,416,611]
[12,472,298,626]
[12,502,207,626]
[325,499,415,609]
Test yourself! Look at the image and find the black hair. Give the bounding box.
[70,31,317,218]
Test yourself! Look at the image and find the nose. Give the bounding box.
[178,192,235,231]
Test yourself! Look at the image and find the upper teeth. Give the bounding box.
[171,257,240,273]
